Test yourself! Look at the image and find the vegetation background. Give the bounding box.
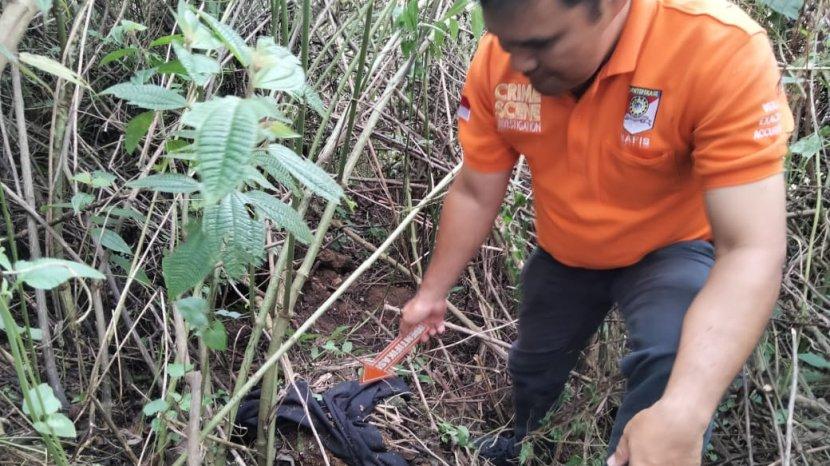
[0,0,826,464]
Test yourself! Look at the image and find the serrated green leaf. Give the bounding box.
[268,144,343,203]
[172,41,220,86]
[102,83,187,110]
[176,296,209,329]
[243,190,312,243]
[18,52,89,89]
[251,37,305,92]
[127,174,200,193]
[253,151,300,195]
[167,362,193,378]
[264,121,301,140]
[23,383,61,417]
[70,192,94,214]
[34,413,76,438]
[91,228,132,255]
[14,258,105,290]
[73,170,115,188]
[243,166,277,191]
[177,2,222,50]
[201,320,227,350]
[195,97,257,204]
[130,68,157,85]
[799,353,830,369]
[197,10,252,66]
[290,84,325,117]
[202,194,265,278]
[143,398,169,416]
[155,59,189,76]
[181,97,229,129]
[125,111,154,154]
[244,96,290,122]
[163,222,217,298]
[100,47,138,66]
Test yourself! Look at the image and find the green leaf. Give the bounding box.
[18,52,89,89]
[130,68,157,85]
[101,83,187,110]
[292,84,325,117]
[150,34,184,47]
[197,10,252,66]
[202,194,265,278]
[195,97,258,204]
[341,341,353,353]
[36,0,53,13]
[127,174,200,193]
[167,362,193,378]
[21,326,43,341]
[73,170,115,188]
[264,121,301,140]
[125,111,154,154]
[109,254,151,286]
[181,98,228,129]
[440,0,470,21]
[177,2,223,50]
[0,247,11,271]
[155,59,189,76]
[14,258,105,290]
[243,165,277,191]
[176,296,209,329]
[251,37,305,92]
[91,228,132,255]
[253,151,300,195]
[758,0,803,19]
[22,383,61,417]
[163,222,217,297]
[471,4,484,41]
[143,398,169,416]
[100,47,138,66]
[201,320,227,350]
[34,413,76,438]
[268,144,343,203]
[216,309,242,319]
[172,41,220,86]
[244,96,290,122]
[243,191,313,244]
[790,133,823,158]
[799,353,830,369]
[70,192,94,214]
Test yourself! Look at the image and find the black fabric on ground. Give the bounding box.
[236,377,411,466]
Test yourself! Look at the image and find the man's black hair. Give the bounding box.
[479,0,603,21]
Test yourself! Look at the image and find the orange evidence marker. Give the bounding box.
[360,323,428,384]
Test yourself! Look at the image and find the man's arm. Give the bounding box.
[399,164,512,341]
[611,173,787,465]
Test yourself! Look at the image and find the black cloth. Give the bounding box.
[236,377,411,466]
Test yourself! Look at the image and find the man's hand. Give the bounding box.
[400,292,447,343]
[608,398,709,466]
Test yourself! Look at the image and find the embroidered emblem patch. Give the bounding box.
[623,87,661,134]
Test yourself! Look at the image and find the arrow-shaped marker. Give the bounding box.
[360,323,428,384]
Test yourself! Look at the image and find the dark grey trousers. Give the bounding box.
[509,240,716,456]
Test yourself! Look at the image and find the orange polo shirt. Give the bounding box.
[458,0,793,269]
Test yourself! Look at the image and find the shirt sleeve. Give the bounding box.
[458,35,520,172]
[691,32,794,189]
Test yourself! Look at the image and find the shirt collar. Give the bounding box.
[602,0,659,78]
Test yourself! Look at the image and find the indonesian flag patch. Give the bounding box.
[623,86,661,134]
[457,95,471,121]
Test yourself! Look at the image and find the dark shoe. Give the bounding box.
[472,434,519,465]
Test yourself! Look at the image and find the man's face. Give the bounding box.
[484,0,629,96]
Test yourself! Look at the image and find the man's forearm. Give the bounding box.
[661,246,784,425]
[419,178,505,299]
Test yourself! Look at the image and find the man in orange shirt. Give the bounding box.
[398,0,792,464]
